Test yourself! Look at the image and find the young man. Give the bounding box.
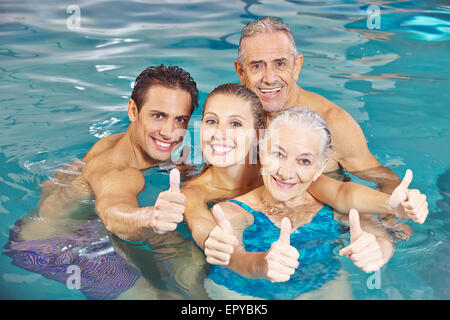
[34,65,198,242]
[234,17,411,238]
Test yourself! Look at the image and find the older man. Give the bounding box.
[234,17,410,238]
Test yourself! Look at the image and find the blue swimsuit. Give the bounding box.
[208,200,344,299]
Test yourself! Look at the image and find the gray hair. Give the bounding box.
[261,107,333,163]
[238,17,298,66]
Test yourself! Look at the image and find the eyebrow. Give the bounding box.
[204,112,247,121]
[148,110,190,118]
[273,58,289,63]
[249,59,265,65]
[273,145,314,157]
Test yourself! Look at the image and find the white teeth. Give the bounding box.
[260,87,281,93]
[154,139,171,148]
[212,145,234,153]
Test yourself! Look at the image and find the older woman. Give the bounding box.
[199,106,427,299]
[182,84,427,254]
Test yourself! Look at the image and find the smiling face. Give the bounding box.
[235,31,303,113]
[201,94,258,167]
[128,85,192,162]
[260,123,326,203]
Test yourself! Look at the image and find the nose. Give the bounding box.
[159,119,175,140]
[277,158,296,180]
[262,64,277,85]
[211,123,228,141]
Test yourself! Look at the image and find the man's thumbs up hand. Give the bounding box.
[339,209,388,273]
[152,168,185,234]
[389,169,429,223]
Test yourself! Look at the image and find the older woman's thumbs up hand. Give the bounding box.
[264,218,300,283]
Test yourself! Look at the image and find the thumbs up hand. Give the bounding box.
[204,204,239,266]
[152,168,186,234]
[389,169,429,224]
[264,218,300,283]
[339,209,386,273]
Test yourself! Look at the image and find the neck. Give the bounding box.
[126,124,160,170]
[210,162,260,193]
[284,84,303,110]
[259,184,312,214]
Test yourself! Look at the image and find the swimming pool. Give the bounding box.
[0,0,449,300]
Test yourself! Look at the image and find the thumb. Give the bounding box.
[212,204,233,235]
[349,209,363,243]
[398,169,413,192]
[278,217,292,245]
[169,168,180,193]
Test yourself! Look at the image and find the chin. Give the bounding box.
[262,102,285,113]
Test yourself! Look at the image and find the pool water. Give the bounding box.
[0,0,449,300]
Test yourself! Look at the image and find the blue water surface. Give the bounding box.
[0,0,449,299]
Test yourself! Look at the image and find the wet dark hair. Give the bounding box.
[203,83,265,129]
[131,64,198,113]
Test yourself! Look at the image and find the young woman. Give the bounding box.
[201,106,427,299]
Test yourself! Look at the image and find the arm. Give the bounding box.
[84,161,185,242]
[309,170,429,223]
[327,108,401,193]
[308,175,396,216]
[182,185,217,249]
[84,163,153,242]
[204,203,299,282]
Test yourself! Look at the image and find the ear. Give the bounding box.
[293,54,303,82]
[128,99,138,122]
[234,59,246,85]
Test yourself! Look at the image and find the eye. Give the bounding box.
[277,61,286,67]
[204,118,217,125]
[272,151,284,159]
[176,117,187,124]
[230,121,242,127]
[298,158,311,165]
[152,113,164,120]
[251,63,262,70]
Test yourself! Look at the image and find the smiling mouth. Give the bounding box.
[210,144,235,156]
[152,137,176,151]
[258,87,282,97]
[272,176,297,190]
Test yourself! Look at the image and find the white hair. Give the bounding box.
[261,107,333,163]
[238,16,298,66]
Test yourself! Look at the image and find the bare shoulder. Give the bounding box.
[216,199,253,225]
[181,170,211,202]
[82,133,125,162]
[301,88,358,129]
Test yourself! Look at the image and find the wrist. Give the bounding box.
[378,237,395,264]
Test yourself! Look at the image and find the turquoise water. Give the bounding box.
[0,0,449,299]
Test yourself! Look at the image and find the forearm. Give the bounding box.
[338,182,398,215]
[350,166,401,194]
[97,201,153,242]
